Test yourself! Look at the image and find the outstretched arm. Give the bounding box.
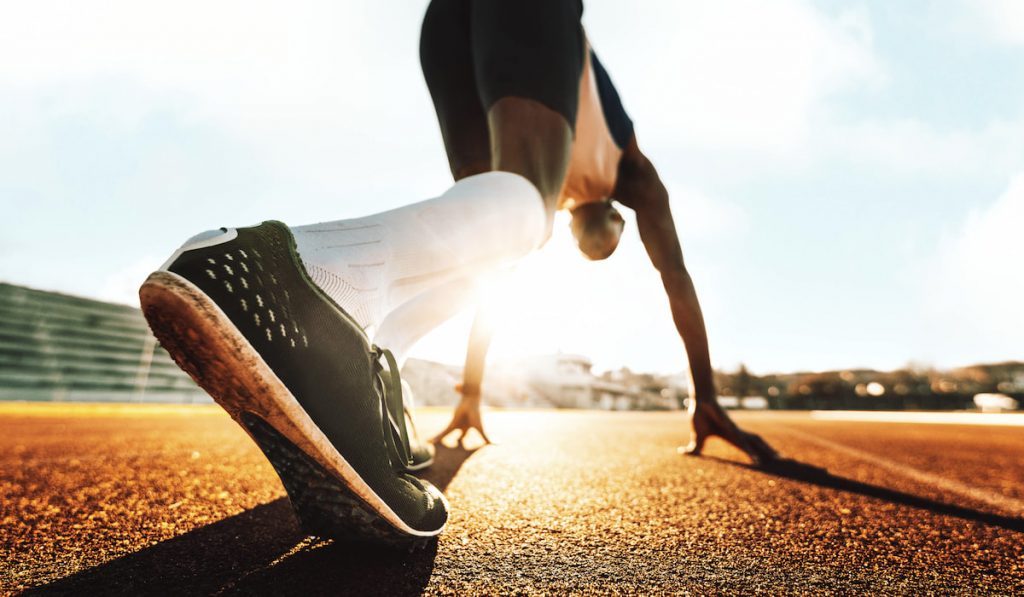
[432,306,494,445]
[614,138,776,465]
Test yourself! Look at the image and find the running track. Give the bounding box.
[2,404,1022,594]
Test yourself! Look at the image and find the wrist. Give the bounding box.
[455,383,482,402]
[691,388,717,405]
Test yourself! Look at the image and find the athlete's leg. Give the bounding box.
[487,98,573,227]
[302,0,588,332]
[292,0,577,340]
[423,0,585,442]
[422,0,583,213]
[291,172,545,332]
[418,1,584,442]
[471,0,584,229]
[420,0,491,181]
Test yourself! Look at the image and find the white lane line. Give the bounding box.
[810,411,1024,427]
[781,426,1024,516]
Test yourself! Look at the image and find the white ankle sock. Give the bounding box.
[291,172,546,330]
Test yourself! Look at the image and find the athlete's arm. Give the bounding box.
[432,307,493,445]
[613,137,776,465]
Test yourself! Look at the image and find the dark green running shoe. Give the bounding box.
[139,221,448,544]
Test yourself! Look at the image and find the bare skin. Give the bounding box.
[487,97,574,231]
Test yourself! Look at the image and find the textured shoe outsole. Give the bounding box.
[140,270,444,543]
[242,413,432,548]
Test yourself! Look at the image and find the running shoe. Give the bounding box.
[139,221,448,544]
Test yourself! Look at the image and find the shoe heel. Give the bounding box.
[241,413,432,549]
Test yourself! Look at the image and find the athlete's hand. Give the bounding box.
[680,398,777,466]
[432,385,492,446]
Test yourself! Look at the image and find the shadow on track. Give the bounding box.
[417,441,479,491]
[718,457,1024,533]
[31,443,479,596]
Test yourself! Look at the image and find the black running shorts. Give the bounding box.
[420,0,635,169]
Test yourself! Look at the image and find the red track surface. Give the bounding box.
[2,404,1022,594]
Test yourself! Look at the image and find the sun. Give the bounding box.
[406,212,584,366]
[475,212,585,360]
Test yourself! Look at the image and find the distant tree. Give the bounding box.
[735,364,752,399]
[714,369,733,397]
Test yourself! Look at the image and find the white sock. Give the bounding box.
[291,172,546,330]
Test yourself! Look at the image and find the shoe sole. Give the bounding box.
[140,270,444,544]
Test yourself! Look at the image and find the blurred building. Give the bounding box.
[520,353,666,410]
[405,353,679,411]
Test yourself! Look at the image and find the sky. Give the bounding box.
[1,1,1022,375]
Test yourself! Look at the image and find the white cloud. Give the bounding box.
[924,173,1024,363]
[586,0,881,153]
[822,117,1024,178]
[1,2,363,110]
[975,0,1024,45]
[660,181,748,243]
[587,1,1021,182]
[0,1,430,137]
[0,1,451,221]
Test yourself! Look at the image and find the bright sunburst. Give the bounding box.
[406,210,679,372]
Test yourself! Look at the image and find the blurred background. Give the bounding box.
[1,0,1022,411]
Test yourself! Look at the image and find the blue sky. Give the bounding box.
[2,1,1022,374]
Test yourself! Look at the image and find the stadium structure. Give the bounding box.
[0,282,206,403]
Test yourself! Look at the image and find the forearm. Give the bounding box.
[616,138,718,404]
[633,202,717,402]
[460,308,494,398]
[662,269,716,403]
[436,306,495,444]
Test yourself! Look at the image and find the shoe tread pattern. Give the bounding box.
[243,412,432,548]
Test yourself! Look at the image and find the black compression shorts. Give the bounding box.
[420,0,634,166]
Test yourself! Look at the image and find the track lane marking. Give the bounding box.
[0,402,223,417]
[780,426,1024,516]
[810,411,1024,426]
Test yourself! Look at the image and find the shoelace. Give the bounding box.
[371,345,413,472]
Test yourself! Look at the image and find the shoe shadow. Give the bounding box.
[31,445,480,596]
[417,441,481,492]
[715,456,1024,533]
